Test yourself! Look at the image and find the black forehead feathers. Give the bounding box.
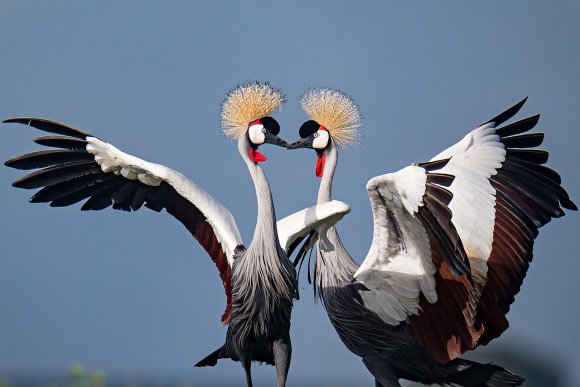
[299,120,319,138]
[260,116,280,135]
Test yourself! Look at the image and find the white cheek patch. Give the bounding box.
[248,124,266,145]
[313,130,329,149]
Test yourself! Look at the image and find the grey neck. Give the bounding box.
[238,135,279,248]
[232,135,295,323]
[314,141,359,295]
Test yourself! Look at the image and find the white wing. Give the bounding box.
[276,200,351,255]
[352,99,576,364]
[429,122,504,291]
[5,118,244,324]
[353,164,468,325]
[84,136,243,261]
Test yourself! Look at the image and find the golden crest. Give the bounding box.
[221,81,285,139]
[300,88,362,148]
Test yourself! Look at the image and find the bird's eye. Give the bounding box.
[312,130,329,150]
[261,128,266,134]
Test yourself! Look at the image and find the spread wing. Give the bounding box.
[276,200,351,257]
[354,163,471,327]
[353,99,576,364]
[4,118,244,324]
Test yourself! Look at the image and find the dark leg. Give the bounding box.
[242,358,253,387]
[362,356,400,387]
[273,338,292,387]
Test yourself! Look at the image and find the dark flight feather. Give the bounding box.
[483,98,528,127]
[5,150,94,170]
[34,136,88,150]
[3,118,90,139]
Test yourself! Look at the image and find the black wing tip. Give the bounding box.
[12,179,31,188]
[526,113,541,127]
[562,197,578,211]
[416,158,451,172]
[511,96,529,115]
[510,96,529,111]
[3,117,91,139]
[29,195,46,203]
[5,157,23,169]
[2,117,39,126]
[525,113,541,125]
[3,117,34,125]
[4,117,49,124]
[485,97,529,127]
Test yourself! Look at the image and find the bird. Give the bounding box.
[287,88,577,387]
[3,82,350,387]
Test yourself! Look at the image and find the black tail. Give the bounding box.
[195,346,225,367]
[449,358,524,386]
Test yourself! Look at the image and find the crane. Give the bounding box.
[3,82,350,387]
[288,89,576,386]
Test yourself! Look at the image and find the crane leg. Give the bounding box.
[273,337,292,387]
[242,358,253,387]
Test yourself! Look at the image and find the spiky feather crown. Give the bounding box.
[221,81,285,139]
[300,88,362,148]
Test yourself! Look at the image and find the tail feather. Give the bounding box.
[450,358,524,386]
[195,346,225,367]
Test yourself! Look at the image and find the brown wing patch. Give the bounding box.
[410,170,482,364]
[410,240,483,363]
[165,189,234,324]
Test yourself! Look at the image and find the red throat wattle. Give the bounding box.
[249,148,267,163]
[315,154,325,178]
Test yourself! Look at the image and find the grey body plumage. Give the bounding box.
[196,133,297,387]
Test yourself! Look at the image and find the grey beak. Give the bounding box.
[264,132,290,148]
[287,137,314,150]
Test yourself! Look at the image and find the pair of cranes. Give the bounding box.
[4,82,576,387]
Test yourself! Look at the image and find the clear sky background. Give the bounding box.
[0,1,579,386]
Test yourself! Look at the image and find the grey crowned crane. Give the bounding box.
[288,89,577,387]
[3,82,350,387]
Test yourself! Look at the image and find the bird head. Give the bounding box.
[287,88,362,177]
[221,81,288,163]
[246,116,288,162]
[287,120,331,177]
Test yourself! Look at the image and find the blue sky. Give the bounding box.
[1,1,579,386]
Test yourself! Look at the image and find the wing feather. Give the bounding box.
[409,99,576,362]
[354,165,470,328]
[12,161,102,189]
[277,200,351,255]
[4,118,244,324]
